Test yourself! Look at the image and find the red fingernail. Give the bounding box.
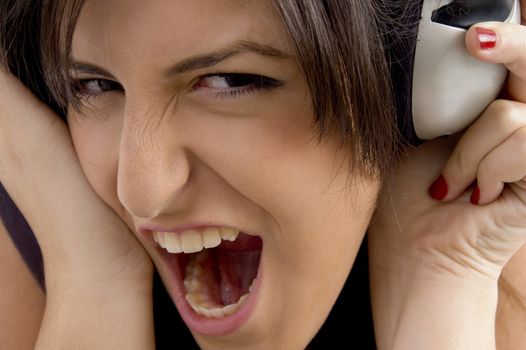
[428,175,448,201]
[470,186,480,205]
[476,27,497,50]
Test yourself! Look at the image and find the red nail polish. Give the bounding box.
[476,27,497,50]
[470,186,480,205]
[428,175,448,201]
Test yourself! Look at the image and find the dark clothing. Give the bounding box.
[0,182,376,349]
[0,183,45,290]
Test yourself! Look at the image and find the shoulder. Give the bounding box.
[0,219,45,349]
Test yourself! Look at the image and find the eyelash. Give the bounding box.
[191,73,282,99]
[71,79,123,101]
[70,73,282,102]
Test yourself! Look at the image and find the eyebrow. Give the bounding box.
[70,62,117,80]
[70,40,292,80]
[164,40,292,77]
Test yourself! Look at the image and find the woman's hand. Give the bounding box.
[369,7,526,350]
[0,68,154,349]
[464,14,526,350]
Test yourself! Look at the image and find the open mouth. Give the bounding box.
[153,227,263,322]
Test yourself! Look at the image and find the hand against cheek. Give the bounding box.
[0,69,155,348]
[0,70,152,294]
[369,14,526,350]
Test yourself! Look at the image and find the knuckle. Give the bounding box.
[449,148,473,177]
[485,99,511,117]
[484,99,522,130]
[477,157,493,179]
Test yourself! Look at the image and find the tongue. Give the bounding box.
[217,234,262,305]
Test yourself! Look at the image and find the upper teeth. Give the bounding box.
[153,227,239,254]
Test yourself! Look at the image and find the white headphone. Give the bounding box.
[389,0,521,144]
[412,0,521,140]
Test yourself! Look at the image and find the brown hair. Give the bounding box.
[1,0,401,180]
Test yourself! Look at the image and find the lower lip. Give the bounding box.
[158,247,263,336]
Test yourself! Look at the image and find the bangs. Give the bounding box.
[274,0,400,180]
[2,0,403,181]
[40,0,86,113]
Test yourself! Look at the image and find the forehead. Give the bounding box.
[72,0,290,74]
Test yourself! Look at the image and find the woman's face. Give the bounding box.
[69,0,380,348]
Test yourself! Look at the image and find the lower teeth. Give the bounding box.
[185,292,249,318]
[184,250,255,318]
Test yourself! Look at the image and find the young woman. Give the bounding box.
[0,1,525,349]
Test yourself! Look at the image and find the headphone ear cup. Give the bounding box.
[386,0,519,145]
[411,0,518,141]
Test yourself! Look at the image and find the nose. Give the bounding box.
[117,104,190,219]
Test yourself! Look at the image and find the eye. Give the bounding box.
[72,78,124,98]
[192,73,282,98]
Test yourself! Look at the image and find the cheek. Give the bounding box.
[258,146,378,277]
[233,134,379,337]
[68,116,122,214]
[196,106,379,279]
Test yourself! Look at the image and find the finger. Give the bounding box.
[474,126,526,205]
[465,22,526,103]
[431,100,526,201]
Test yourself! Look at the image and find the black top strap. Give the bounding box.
[0,182,45,290]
